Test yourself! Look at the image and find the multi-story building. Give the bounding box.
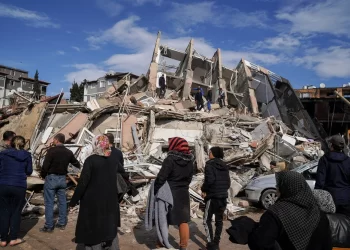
[0,65,50,107]
[83,72,139,102]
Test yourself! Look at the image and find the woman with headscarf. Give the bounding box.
[154,137,194,250]
[248,171,332,250]
[0,136,32,247]
[70,135,120,250]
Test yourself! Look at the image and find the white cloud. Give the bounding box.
[167,1,269,33]
[125,0,163,6]
[295,46,350,78]
[57,50,66,55]
[82,16,282,78]
[65,64,107,83]
[276,0,350,37]
[0,3,59,28]
[72,46,81,52]
[254,34,301,52]
[96,0,123,17]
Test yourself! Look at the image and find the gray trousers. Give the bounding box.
[76,235,119,250]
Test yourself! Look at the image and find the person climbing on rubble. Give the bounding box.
[195,88,204,111]
[201,147,230,250]
[70,135,120,250]
[218,88,225,108]
[207,86,213,113]
[0,131,16,152]
[153,137,194,250]
[248,171,332,250]
[0,136,32,247]
[40,133,80,233]
[316,134,350,217]
[159,74,166,99]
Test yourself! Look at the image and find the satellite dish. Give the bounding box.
[320,83,326,88]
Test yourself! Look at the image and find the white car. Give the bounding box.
[245,160,318,209]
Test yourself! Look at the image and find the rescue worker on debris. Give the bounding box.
[40,133,80,232]
[201,147,231,250]
[0,131,16,152]
[207,86,213,113]
[218,88,225,108]
[159,74,166,99]
[195,88,204,111]
[316,134,350,217]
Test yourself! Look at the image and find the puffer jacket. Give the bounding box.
[201,158,231,200]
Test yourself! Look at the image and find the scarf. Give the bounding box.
[269,171,320,250]
[168,137,190,154]
[313,189,336,214]
[92,135,111,157]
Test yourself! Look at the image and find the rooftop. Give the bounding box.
[0,64,28,74]
[19,76,50,85]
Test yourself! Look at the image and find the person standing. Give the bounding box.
[40,133,80,232]
[195,88,204,111]
[154,137,194,250]
[248,171,332,250]
[201,147,230,250]
[70,135,120,250]
[0,131,16,152]
[207,87,213,113]
[0,136,32,247]
[218,88,225,108]
[316,135,350,217]
[159,74,166,99]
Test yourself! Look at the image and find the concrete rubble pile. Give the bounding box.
[0,32,327,230]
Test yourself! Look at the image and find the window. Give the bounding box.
[99,80,106,88]
[107,80,112,86]
[11,81,15,86]
[90,83,96,89]
[41,86,47,93]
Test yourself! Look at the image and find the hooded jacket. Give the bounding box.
[316,152,350,206]
[201,158,231,200]
[0,148,33,188]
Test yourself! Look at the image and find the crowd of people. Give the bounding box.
[0,127,349,250]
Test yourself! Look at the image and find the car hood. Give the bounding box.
[247,174,276,188]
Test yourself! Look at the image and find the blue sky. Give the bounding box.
[0,0,349,96]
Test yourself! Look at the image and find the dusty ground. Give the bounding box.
[4,210,262,250]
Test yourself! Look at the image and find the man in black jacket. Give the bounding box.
[159,74,166,99]
[40,133,80,232]
[316,134,350,217]
[201,147,231,250]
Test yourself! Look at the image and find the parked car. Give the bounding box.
[245,160,318,209]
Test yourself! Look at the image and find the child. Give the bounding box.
[201,147,231,250]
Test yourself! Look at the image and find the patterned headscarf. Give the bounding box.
[313,189,336,214]
[92,135,111,157]
[269,171,320,250]
[168,137,190,154]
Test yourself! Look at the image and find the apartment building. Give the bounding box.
[0,65,50,107]
[84,72,139,102]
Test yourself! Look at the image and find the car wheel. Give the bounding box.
[261,189,277,209]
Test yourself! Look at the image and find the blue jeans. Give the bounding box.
[44,175,67,228]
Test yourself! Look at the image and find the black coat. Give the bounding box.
[248,210,332,250]
[70,155,119,245]
[316,152,350,206]
[201,158,230,200]
[154,151,194,225]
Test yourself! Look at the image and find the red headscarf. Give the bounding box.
[168,137,190,154]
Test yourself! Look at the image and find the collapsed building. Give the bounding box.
[0,31,327,231]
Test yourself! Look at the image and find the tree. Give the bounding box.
[70,80,85,102]
[33,70,41,99]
